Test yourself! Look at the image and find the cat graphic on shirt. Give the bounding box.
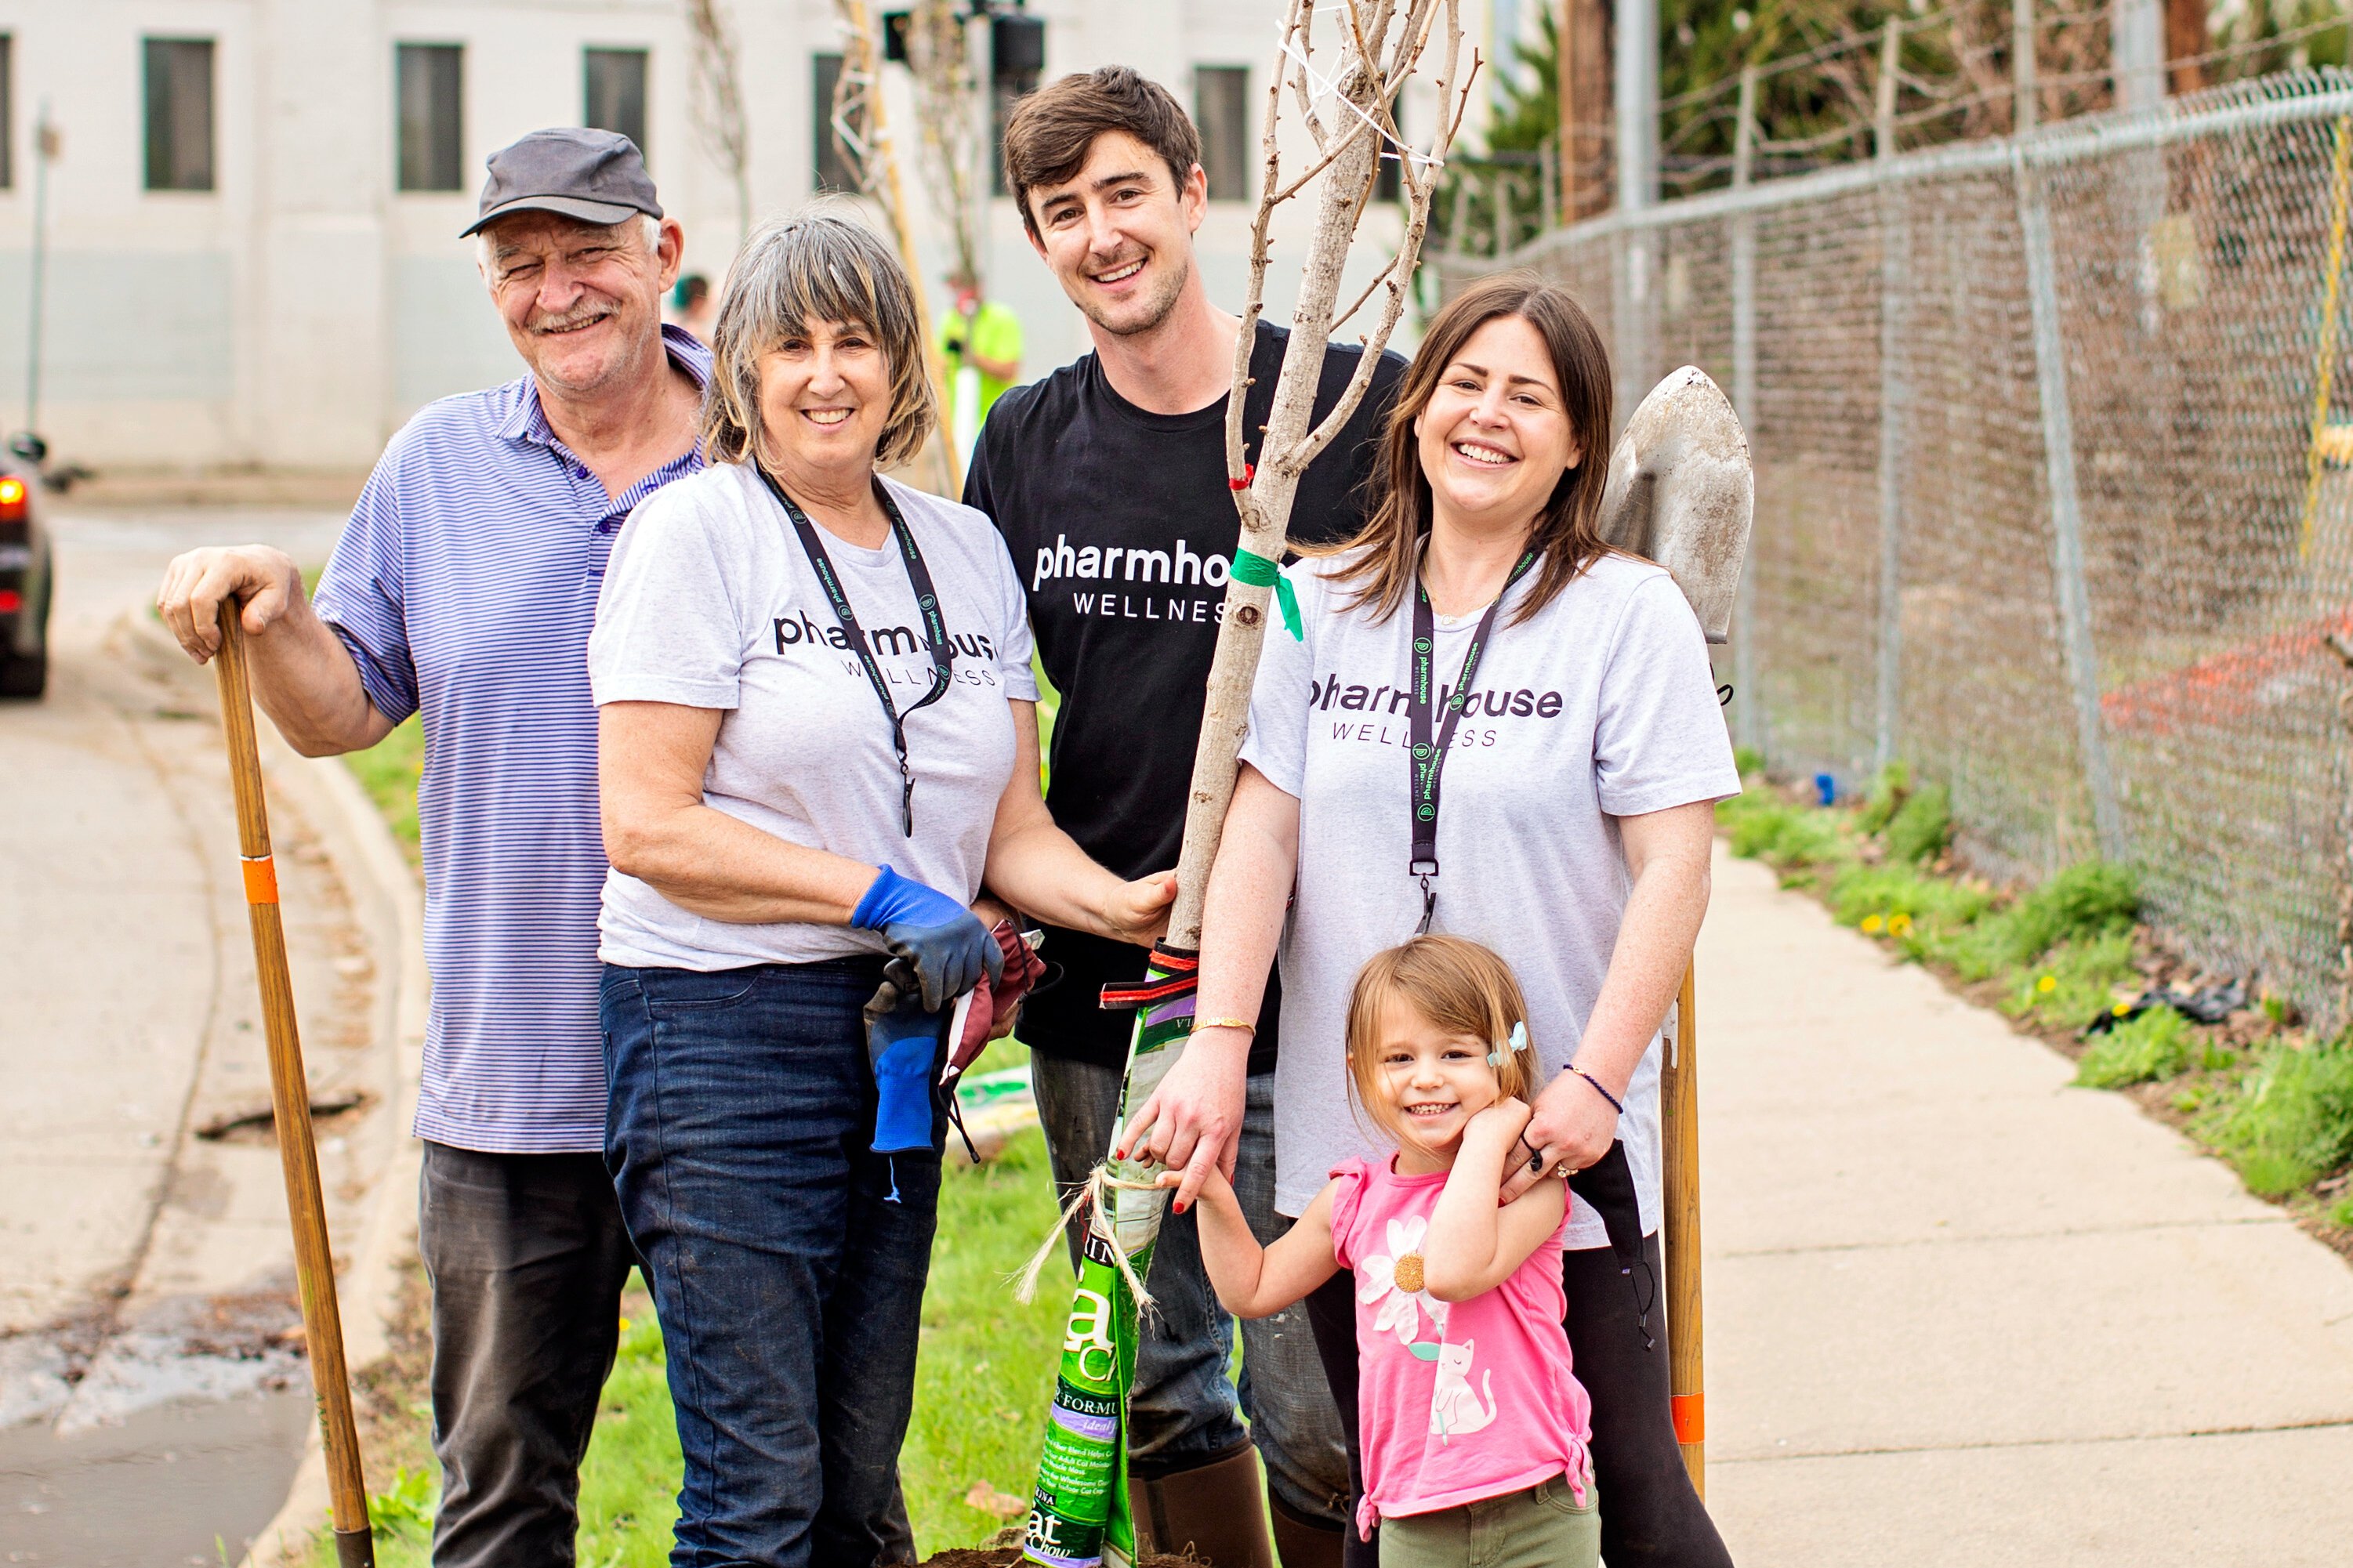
[1428,1338,1499,1441]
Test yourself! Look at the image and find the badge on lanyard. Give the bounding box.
[1407,549,1537,932]
[757,467,955,837]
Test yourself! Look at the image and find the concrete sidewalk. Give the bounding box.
[1696,847,2353,1566]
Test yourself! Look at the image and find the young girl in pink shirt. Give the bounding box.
[1166,935,1597,1566]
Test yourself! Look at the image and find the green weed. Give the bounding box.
[1732,744,1766,778]
[366,1467,435,1541]
[1884,782,1952,866]
[2199,1039,2353,1197]
[1998,931,2137,1029]
[1856,762,1909,835]
[1718,793,1854,872]
[1829,862,1990,936]
[1928,863,2138,983]
[2075,1008,2194,1088]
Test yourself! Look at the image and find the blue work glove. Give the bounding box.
[850,866,1002,1012]
[867,1000,948,1155]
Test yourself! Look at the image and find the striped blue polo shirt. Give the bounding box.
[315,325,711,1153]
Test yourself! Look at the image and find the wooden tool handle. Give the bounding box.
[1662,960,1706,1498]
[214,602,377,1565]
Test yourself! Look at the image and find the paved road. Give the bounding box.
[1699,846,2353,1566]
[0,505,393,1566]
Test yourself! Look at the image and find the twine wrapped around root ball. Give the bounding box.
[1010,1161,1168,1313]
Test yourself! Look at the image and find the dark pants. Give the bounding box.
[1307,1232,1734,1568]
[602,958,935,1568]
[418,1141,640,1568]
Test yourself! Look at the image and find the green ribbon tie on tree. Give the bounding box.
[1229,548,1302,642]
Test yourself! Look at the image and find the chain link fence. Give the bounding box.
[1441,69,2353,1034]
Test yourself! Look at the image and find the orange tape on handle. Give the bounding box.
[241,855,280,905]
[1671,1392,1705,1444]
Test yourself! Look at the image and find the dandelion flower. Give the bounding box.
[1860,914,1883,934]
[1888,912,1913,936]
[2036,974,2057,994]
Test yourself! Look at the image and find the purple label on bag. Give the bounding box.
[1144,993,1196,1029]
[1049,1403,1118,1443]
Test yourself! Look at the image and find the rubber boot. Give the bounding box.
[1130,1439,1277,1568]
[1267,1494,1345,1568]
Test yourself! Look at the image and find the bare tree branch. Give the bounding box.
[1168,0,1469,947]
[683,0,752,240]
[905,0,982,285]
[1226,0,1317,499]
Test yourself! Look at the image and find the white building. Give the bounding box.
[0,1,1514,476]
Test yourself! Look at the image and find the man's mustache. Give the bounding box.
[528,302,616,335]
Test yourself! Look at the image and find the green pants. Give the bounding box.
[1377,1475,1600,1568]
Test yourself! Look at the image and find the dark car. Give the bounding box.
[0,464,51,697]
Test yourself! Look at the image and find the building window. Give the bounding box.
[989,13,1044,197]
[1195,66,1249,201]
[396,44,464,193]
[813,53,857,194]
[143,37,216,192]
[0,35,13,190]
[584,48,649,161]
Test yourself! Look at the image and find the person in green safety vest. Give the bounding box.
[938,270,1024,465]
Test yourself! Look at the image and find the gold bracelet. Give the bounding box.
[1195,1016,1257,1036]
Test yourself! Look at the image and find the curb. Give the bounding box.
[116,606,429,1567]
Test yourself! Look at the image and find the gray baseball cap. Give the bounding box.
[461,128,663,238]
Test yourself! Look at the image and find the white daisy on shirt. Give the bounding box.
[1358,1212,1449,1346]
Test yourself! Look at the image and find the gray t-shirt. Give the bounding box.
[589,462,1038,970]
[1239,549,1740,1245]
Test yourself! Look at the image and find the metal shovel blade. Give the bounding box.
[1597,366,1755,644]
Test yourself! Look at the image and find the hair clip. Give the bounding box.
[1487,1020,1529,1067]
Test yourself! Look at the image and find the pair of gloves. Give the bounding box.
[852,867,1048,1153]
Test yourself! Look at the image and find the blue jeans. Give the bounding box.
[602,958,937,1568]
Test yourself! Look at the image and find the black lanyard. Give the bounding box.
[1408,549,1538,932]
[756,466,954,837]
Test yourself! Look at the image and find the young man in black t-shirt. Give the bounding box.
[967,68,1404,1568]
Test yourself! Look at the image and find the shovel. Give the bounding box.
[213,597,376,1567]
[1594,366,1755,1499]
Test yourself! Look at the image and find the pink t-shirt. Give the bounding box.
[1329,1156,1594,1539]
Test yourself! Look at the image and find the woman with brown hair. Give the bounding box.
[1121,274,1741,1566]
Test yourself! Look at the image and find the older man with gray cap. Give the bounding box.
[157,129,708,1566]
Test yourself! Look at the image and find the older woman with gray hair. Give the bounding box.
[589,211,1173,1566]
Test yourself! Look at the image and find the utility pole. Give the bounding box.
[1613,0,1658,416]
[18,103,56,455]
[1557,0,1611,222]
[2165,0,2208,96]
[1614,0,1656,215]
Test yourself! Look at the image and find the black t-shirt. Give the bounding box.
[966,319,1405,1072]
